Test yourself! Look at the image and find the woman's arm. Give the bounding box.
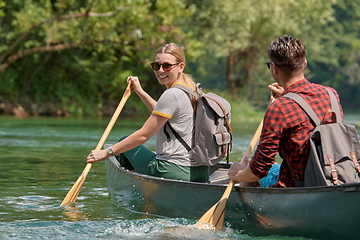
[86,114,168,163]
[128,76,157,111]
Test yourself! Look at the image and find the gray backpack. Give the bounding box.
[164,83,232,166]
[285,88,360,187]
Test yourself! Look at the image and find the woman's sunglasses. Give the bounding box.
[150,62,180,71]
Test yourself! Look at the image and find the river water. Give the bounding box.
[0,114,359,240]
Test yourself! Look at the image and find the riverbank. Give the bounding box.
[0,98,141,118]
[1,97,359,128]
[0,95,264,119]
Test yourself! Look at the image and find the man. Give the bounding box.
[228,35,343,187]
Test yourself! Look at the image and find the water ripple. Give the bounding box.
[0,219,248,240]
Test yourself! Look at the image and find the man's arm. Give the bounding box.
[228,158,260,183]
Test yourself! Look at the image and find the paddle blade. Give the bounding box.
[60,163,92,207]
[194,198,227,230]
[194,180,235,230]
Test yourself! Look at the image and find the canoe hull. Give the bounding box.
[105,157,360,239]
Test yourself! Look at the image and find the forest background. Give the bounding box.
[0,0,359,118]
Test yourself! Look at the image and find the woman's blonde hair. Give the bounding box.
[155,43,198,109]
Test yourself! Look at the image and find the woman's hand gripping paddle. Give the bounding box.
[60,83,131,207]
[194,95,275,230]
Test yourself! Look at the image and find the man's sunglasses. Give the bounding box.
[150,62,180,71]
[265,61,281,69]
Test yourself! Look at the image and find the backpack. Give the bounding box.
[164,83,232,166]
[284,88,360,187]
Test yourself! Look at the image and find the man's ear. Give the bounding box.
[272,63,279,75]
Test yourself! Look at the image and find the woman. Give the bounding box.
[86,43,210,182]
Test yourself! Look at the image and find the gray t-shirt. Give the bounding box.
[152,85,199,166]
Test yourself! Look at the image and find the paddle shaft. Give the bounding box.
[220,116,264,200]
[196,121,262,229]
[60,83,131,206]
[196,95,275,230]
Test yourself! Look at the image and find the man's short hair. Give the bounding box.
[267,35,306,69]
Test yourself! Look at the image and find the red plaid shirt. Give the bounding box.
[249,79,343,187]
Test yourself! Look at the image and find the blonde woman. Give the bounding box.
[87,43,209,182]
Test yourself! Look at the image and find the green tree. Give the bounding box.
[306,0,360,110]
[0,0,199,116]
[1,0,360,116]
[186,0,336,99]
[0,0,4,17]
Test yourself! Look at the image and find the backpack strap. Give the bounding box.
[163,83,197,153]
[327,154,339,185]
[282,92,320,184]
[326,88,342,123]
[285,89,341,126]
[164,122,191,152]
[172,83,200,99]
[283,93,321,126]
[283,88,341,185]
[350,150,360,175]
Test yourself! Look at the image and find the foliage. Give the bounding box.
[0,0,199,116]
[0,0,359,116]
[186,0,336,100]
[306,0,360,110]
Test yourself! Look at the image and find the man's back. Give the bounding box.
[228,35,344,188]
[249,79,343,187]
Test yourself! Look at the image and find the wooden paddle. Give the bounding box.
[194,95,275,230]
[60,82,131,207]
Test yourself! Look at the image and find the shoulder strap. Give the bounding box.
[164,122,191,151]
[326,88,342,123]
[282,89,340,184]
[164,83,199,152]
[283,93,321,126]
[172,84,199,99]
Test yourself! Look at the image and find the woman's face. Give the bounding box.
[153,53,184,88]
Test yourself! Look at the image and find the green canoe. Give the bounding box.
[105,156,360,240]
